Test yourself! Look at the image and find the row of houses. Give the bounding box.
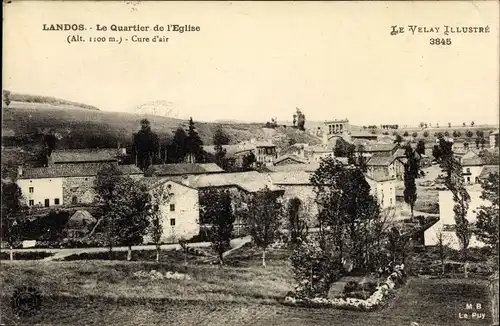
[15,145,399,243]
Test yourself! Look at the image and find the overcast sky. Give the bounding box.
[3,1,499,126]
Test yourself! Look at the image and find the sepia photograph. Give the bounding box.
[1,1,499,325]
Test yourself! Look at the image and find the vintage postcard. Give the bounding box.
[1,1,499,325]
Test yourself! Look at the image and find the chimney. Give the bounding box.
[180,175,190,187]
[17,166,23,177]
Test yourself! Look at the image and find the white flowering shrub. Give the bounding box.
[290,237,343,299]
[285,263,406,311]
[133,270,192,280]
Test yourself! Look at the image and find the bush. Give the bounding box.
[290,237,344,299]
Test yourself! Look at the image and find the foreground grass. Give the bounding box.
[0,247,493,325]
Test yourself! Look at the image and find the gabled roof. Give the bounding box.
[146,163,224,176]
[267,163,320,172]
[462,156,483,167]
[366,156,395,166]
[188,171,282,193]
[365,172,395,183]
[268,171,312,185]
[479,165,499,180]
[350,131,378,138]
[50,149,121,163]
[362,143,398,152]
[140,176,198,191]
[274,155,307,165]
[202,144,254,156]
[18,163,143,179]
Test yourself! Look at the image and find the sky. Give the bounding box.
[3,1,499,126]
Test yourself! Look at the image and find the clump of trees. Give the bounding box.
[133,119,160,171]
[169,118,204,163]
[289,157,403,299]
[474,172,499,252]
[292,108,306,131]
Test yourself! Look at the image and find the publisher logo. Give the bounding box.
[10,286,42,318]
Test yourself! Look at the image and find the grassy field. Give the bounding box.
[0,246,494,326]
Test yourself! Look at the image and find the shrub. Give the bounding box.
[290,237,343,299]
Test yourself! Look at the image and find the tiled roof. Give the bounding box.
[202,144,255,157]
[18,163,143,179]
[267,163,320,172]
[350,131,378,138]
[362,143,398,152]
[268,171,312,185]
[187,171,282,193]
[146,163,225,176]
[462,156,483,167]
[366,156,395,166]
[274,155,308,165]
[365,173,395,183]
[479,165,499,179]
[306,145,333,153]
[50,149,121,163]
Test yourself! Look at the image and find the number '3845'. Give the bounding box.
[430,38,452,45]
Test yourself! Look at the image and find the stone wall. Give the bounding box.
[63,177,98,205]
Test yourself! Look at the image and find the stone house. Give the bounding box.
[274,154,307,166]
[462,154,484,185]
[16,163,143,207]
[142,178,200,244]
[364,171,397,210]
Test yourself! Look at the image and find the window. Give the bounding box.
[29,200,34,206]
[44,199,50,207]
[466,168,470,173]
[72,196,78,204]
[170,204,175,211]
[54,198,60,205]
[467,177,470,183]
[170,218,176,226]
[29,187,34,193]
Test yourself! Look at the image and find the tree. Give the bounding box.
[463,122,466,127]
[3,90,11,107]
[109,177,152,261]
[448,122,451,128]
[185,117,204,163]
[133,119,159,170]
[246,187,282,267]
[475,138,481,149]
[474,172,499,251]
[171,127,188,163]
[453,131,458,138]
[435,229,447,275]
[311,156,380,268]
[423,131,429,138]
[89,164,124,246]
[466,130,473,138]
[149,182,170,262]
[213,128,230,169]
[419,122,425,128]
[295,108,306,131]
[471,121,475,127]
[241,151,256,171]
[1,181,25,260]
[403,131,409,137]
[424,123,428,128]
[394,134,403,144]
[416,140,426,156]
[287,197,308,246]
[433,138,471,259]
[200,189,235,264]
[444,131,450,137]
[412,132,418,138]
[476,130,484,138]
[403,145,418,219]
[480,137,486,149]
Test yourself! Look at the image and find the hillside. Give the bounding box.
[1,97,321,168]
[4,91,100,111]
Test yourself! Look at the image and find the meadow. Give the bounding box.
[0,246,494,326]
